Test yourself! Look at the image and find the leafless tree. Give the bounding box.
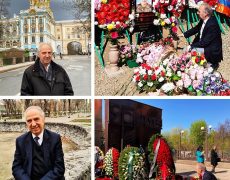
[63,0,91,33]
[0,0,10,40]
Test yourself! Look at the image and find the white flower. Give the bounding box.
[214,71,221,78]
[138,82,143,87]
[165,0,169,3]
[94,21,98,25]
[161,83,175,93]
[129,27,134,33]
[147,82,154,87]
[139,68,146,75]
[166,71,172,77]
[208,67,214,73]
[160,14,167,19]
[99,24,106,28]
[153,19,160,25]
[155,69,161,75]
[168,5,173,11]
[116,21,120,25]
[148,70,153,75]
[136,54,143,63]
[177,71,182,77]
[176,80,183,87]
[160,0,165,3]
[171,16,176,21]
[134,68,139,74]
[129,14,135,20]
[158,77,164,82]
[164,18,171,24]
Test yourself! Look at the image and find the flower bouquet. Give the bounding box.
[133,63,167,93]
[104,147,120,178]
[190,51,207,66]
[118,146,146,180]
[148,134,176,179]
[95,146,105,177]
[95,0,131,45]
[119,44,138,68]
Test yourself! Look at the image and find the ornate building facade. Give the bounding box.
[0,0,90,55]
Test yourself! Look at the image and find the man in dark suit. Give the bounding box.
[182,3,223,69]
[196,163,217,180]
[12,106,65,180]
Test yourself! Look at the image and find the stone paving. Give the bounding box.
[175,160,230,180]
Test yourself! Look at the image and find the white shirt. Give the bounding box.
[200,18,209,39]
[32,130,44,146]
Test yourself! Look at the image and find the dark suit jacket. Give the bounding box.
[202,170,217,180]
[184,16,223,64]
[12,129,65,180]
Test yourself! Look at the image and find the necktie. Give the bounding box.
[34,136,40,146]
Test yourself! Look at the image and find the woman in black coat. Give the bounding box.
[211,146,219,173]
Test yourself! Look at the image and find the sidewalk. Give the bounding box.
[0,61,34,73]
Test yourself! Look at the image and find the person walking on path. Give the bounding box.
[211,146,220,173]
[196,146,205,163]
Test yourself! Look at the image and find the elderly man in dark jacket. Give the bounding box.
[21,43,74,95]
[183,3,223,69]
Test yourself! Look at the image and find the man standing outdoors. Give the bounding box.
[181,3,223,69]
[21,43,74,95]
[12,106,65,180]
[196,163,217,180]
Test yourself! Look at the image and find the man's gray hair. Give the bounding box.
[197,163,206,171]
[24,106,45,120]
[201,2,213,16]
[37,43,53,53]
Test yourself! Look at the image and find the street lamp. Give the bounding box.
[179,130,184,159]
[201,125,212,161]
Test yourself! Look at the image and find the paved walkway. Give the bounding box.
[0,61,34,73]
[176,160,230,180]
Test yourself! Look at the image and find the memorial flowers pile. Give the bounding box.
[119,44,138,66]
[118,146,146,179]
[95,0,131,45]
[104,147,120,178]
[132,41,230,95]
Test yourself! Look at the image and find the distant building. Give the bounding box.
[0,0,90,55]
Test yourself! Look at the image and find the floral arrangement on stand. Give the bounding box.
[118,146,146,180]
[95,146,105,177]
[95,0,132,45]
[104,147,120,178]
[148,134,176,179]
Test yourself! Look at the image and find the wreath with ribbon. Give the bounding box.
[148,134,176,179]
[104,147,120,178]
[118,146,146,180]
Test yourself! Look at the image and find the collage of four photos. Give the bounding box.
[0,0,230,179]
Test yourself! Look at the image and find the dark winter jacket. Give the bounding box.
[184,16,223,65]
[211,149,219,166]
[21,60,74,95]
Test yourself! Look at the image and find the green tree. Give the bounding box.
[190,120,207,148]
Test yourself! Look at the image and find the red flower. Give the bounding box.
[172,26,178,33]
[112,148,119,178]
[136,75,140,81]
[161,71,165,77]
[195,57,200,63]
[110,31,119,39]
[191,51,197,56]
[151,74,157,81]
[143,74,148,80]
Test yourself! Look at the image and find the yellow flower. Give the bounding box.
[101,0,107,3]
[171,23,175,26]
[107,23,114,31]
[161,21,165,26]
[192,56,196,63]
[200,60,205,65]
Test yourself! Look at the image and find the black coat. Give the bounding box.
[211,149,219,166]
[184,16,223,64]
[202,170,217,180]
[12,129,65,180]
[21,60,74,95]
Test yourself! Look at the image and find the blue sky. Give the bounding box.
[134,99,230,132]
[8,0,75,20]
